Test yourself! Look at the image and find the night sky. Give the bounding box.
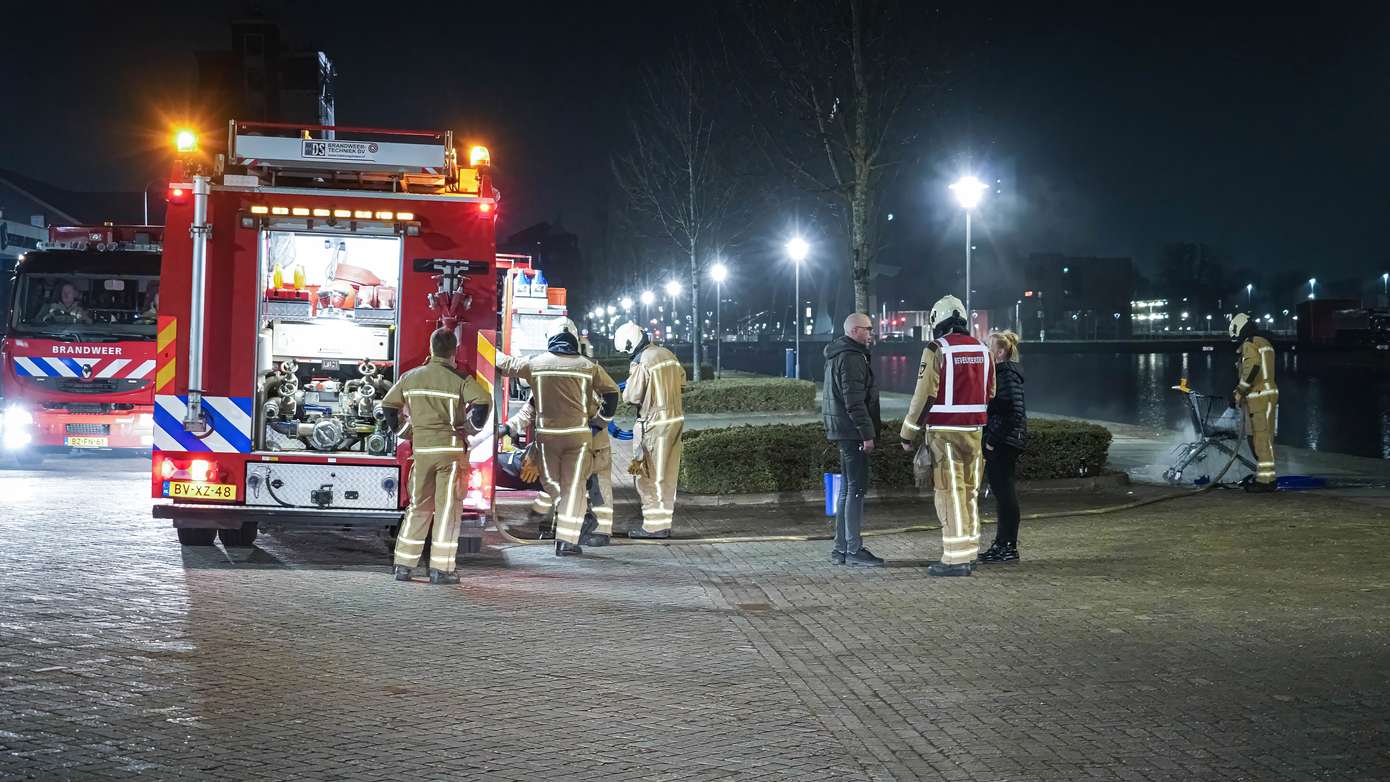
[4,2,1387,305]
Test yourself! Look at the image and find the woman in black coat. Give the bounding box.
[981,330,1027,563]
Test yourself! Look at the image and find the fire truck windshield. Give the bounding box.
[10,271,160,340]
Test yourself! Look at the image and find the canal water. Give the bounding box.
[724,344,1390,460]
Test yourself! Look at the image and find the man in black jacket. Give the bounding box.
[822,313,883,566]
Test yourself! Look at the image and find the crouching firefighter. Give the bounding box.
[501,356,618,547]
[614,321,686,539]
[496,317,620,556]
[900,295,995,577]
[1229,313,1279,492]
[380,328,492,584]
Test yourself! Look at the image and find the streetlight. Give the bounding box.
[1245,283,1253,310]
[949,175,988,316]
[664,280,682,340]
[639,289,655,324]
[710,262,729,378]
[785,236,809,378]
[1381,273,1387,298]
[620,296,633,312]
[1308,277,1317,300]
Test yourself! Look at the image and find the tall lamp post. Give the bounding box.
[949,175,989,318]
[664,280,682,342]
[710,261,729,378]
[1308,277,1317,300]
[640,289,655,331]
[1245,283,1253,310]
[785,237,809,379]
[1381,273,1387,299]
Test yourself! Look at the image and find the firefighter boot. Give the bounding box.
[1245,480,1277,493]
[393,565,413,582]
[628,526,671,539]
[927,561,973,577]
[579,513,609,547]
[555,540,583,557]
[428,569,460,585]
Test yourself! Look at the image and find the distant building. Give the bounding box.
[195,17,335,129]
[1022,254,1135,340]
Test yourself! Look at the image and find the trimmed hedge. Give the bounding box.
[1017,419,1112,480]
[682,377,816,414]
[680,418,1112,495]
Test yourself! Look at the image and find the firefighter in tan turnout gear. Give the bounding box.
[501,337,618,547]
[496,317,620,556]
[615,321,686,539]
[899,296,996,577]
[1229,313,1279,492]
[380,328,492,584]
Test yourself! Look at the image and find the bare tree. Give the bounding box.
[734,0,924,315]
[612,49,739,382]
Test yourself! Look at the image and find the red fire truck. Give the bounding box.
[151,121,500,548]
[0,225,162,466]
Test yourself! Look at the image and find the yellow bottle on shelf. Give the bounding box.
[271,263,284,290]
[292,264,306,290]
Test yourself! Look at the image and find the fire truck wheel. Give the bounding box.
[177,528,218,546]
[218,522,260,548]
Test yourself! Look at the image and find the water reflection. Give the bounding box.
[731,345,1390,458]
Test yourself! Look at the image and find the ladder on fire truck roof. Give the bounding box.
[225,120,459,193]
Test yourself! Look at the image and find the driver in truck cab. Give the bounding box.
[39,282,93,324]
[379,328,492,585]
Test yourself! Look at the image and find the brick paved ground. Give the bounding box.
[1,455,1388,781]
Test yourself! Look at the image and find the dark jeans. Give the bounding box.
[834,441,869,554]
[986,444,1021,545]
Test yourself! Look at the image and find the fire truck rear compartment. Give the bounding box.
[254,229,402,457]
[244,461,400,510]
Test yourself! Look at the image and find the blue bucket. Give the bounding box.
[824,473,842,516]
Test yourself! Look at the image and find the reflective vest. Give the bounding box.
[926,332,992,428]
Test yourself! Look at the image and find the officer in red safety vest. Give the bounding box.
[900,295,996,577]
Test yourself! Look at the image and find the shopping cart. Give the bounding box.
[1163,379,1256,485]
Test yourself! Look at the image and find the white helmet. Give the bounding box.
[1228,313,1250,340]
[928,295,967,333]
[614,321,646,354]
[545,317,578,341]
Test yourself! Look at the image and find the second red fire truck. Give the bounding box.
[0,225,162,466]
[151,121,501,548]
